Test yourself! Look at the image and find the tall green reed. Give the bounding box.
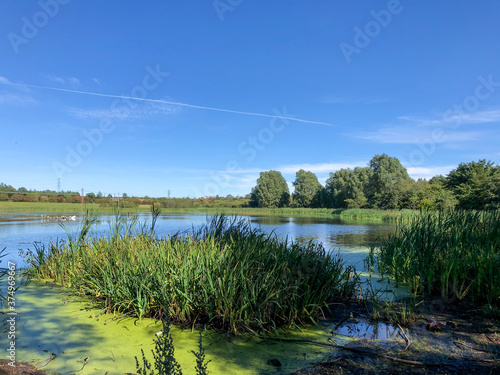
[370,210,500,306]
[24,212,358,333]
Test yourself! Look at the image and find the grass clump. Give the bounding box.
[369,210,500,306]
[24,213,358,333]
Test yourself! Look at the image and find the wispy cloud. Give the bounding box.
[0,76,37,106]
[405,165,456,179]
[357,126,483,144]
[183,162,366,178]
[398,109,500,127]
[44,74,80,87]
[277,162,365,174]
[354,108,500,145]
[0,93,36,106]
[68,101,180,120]
[0,80,334,126]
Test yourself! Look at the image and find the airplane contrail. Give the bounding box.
[0,81,335,126]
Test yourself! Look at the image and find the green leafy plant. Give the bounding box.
[135,312,183,375]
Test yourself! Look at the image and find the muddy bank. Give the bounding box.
[292,300,500,374]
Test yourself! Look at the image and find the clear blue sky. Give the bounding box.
[1,1,499,197]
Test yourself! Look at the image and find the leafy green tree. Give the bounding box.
[325,167,371,208]
[429,175,447,186]
[367,154,411,209]
[292,170,323,207]
[485,173,500,208]
[252,171,290,208]
[446,160,500,209]
[0,183,16,194]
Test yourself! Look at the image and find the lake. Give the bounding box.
[0,211,394,271]
[0,211,401,374]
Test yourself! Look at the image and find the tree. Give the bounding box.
[367,154,411,209]
[252,171,290,208]
[429,175,447,186]
[446,160,500,209]
[325,167,371,208]
[292,170,322,207]
[86,192,96,203]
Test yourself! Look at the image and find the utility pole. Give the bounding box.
[57,178,61,192]
[81,188,84,212]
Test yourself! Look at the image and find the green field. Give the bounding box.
[0,201,417,221]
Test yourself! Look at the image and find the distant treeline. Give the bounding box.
[250,154,500,210]
[0,184,250,209]
[0,185,83,203]
[3,154,499,211]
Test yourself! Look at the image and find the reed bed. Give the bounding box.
[340,208,418,222]
[24,214,357,333]
[370,210,500,306]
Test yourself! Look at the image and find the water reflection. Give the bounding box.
[248,215,394,251]
[332,319,404,341]
[0,212,395,270]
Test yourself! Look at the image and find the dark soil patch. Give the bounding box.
[0,360,47,375]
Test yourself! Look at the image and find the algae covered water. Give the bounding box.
[12,282,346,374]
[1,212,399,374]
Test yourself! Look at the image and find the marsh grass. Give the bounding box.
[369,210,500,306]
[24,212,358,333]
[340,208,418,222]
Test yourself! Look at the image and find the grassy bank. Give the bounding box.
[24,214,358,333]
[369,210,500,306]
[0,201,152,212]
[0,201,418,221]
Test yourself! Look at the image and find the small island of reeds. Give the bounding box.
[23,212,358,334]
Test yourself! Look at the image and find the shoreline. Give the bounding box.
[0,202,415,221]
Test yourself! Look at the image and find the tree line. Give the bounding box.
[2,154,498,211]
[250,154,500,210]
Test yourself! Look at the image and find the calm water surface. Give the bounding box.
[0,211,394,272]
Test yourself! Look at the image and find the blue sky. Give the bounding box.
[1,1,499,198]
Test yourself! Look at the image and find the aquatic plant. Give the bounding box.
[24,213,358,333]
[135,312,183,375]
[191,331,210,375]
[370,210,500,306]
